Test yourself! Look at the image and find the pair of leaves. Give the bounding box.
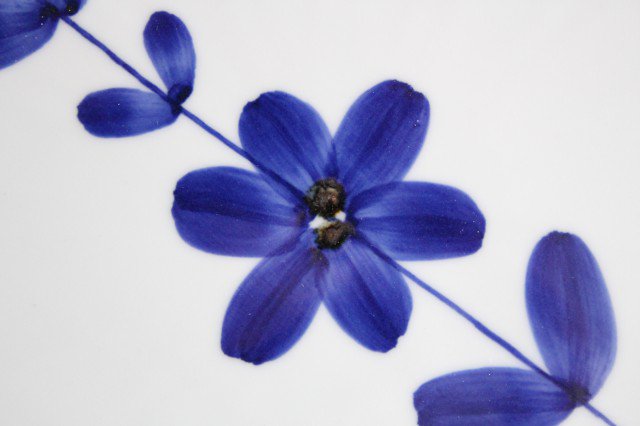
[414,232,616,425]
[77,12,195,137]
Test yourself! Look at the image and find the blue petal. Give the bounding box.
[77,88,177,137]
[319,238,412,352]
[172,167,304,257]
[144,11,195,103]
[333,80,430,196]
[0,17,57,70]
[526,232,616,398]
[0,0,46,39]
[221,234,322,365]
[239,91,332,197]
[350,181,485,260]
[414,368,574,425]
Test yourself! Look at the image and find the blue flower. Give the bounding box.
[172,80,486,365]
[0,0,86,70]
[77,11,195,137]
[414,232,616,425]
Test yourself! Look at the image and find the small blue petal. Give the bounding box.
[172,167,304,257]
[333,80,430,196]
[319,238,412,352]
[221,234,322,365]
[77,88,177,137]
[350,181,485,260]
[239,91,332,198]
[0,0,46,39]
[144,11,195,101]
[526,232,617,397]
[0,16,57,71]
[414,368,575,425]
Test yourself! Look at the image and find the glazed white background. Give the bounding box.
[1,0,639,424]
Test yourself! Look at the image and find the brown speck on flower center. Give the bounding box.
[314,221,354,250]
[305,178,345,218]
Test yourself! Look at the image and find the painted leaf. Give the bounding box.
[526,232,616,398]
[414,368,574,425]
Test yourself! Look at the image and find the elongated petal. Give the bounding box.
[414,368,574,426]
[0,0,46,39]
[0,18,57,70]
[526,232,616,397]
[144,11,195,102]
[77,88,177,137]
[221,235,322,364]
[239,91,332,197]
[350,182,485,260]
[172,167,304,257]
[319,238,411,352]
[333,80,430,195]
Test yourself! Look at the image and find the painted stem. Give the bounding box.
[60,16,304,200]
[359,236,616,426]
[61,14,615,426]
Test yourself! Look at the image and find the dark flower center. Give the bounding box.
[305,178,345,218]
[306,178,354,249]
[41,1,80,21]
[314,221,354,250]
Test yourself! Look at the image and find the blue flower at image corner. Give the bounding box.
[414,232,617,425]
[172,80,486,365]
[0,0,86,69]
[76,12,195,137]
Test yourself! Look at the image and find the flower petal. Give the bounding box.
[0,0,46,39]
[239,91,332,196]
[0,17,57,70]
[319,238,412,352]
[172,167,304,257]
[143,11,195,103]
[77,88,177,137]
[350,181,485,260]
[221,235,322,365]
[47,0,87,14]
[333,80,430,195]
[414,368,574,426]
[526,232,617,397]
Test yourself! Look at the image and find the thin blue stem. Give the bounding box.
[60,15,304,201]
[358,236,616,426]
[60,14,615,426]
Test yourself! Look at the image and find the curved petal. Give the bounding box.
[350,181,485,260]
[144,11,195,103]
[0,0,46,39]
[239,91,332,197]
[221,235,322,365]
[333,80,430,195]
[414,368,574,426]
[172,167,304,257]
[77,88,177,137]
[319,238,412,352]
[526,232,616,397]
[0,17,57,70]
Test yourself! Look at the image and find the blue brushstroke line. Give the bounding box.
[60,15,304,201]
[59,15,615,426]
[358,235,616,426]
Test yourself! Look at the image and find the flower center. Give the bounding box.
[306,178,354,249]
[314,220,355,250]
[305,178,345,219]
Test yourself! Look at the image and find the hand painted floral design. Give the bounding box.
[413,232,616,425]
[0,0,86,69]
[172,80,486,364]
[77,12,195,137]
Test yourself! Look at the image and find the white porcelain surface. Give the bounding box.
[1,1,638,424]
